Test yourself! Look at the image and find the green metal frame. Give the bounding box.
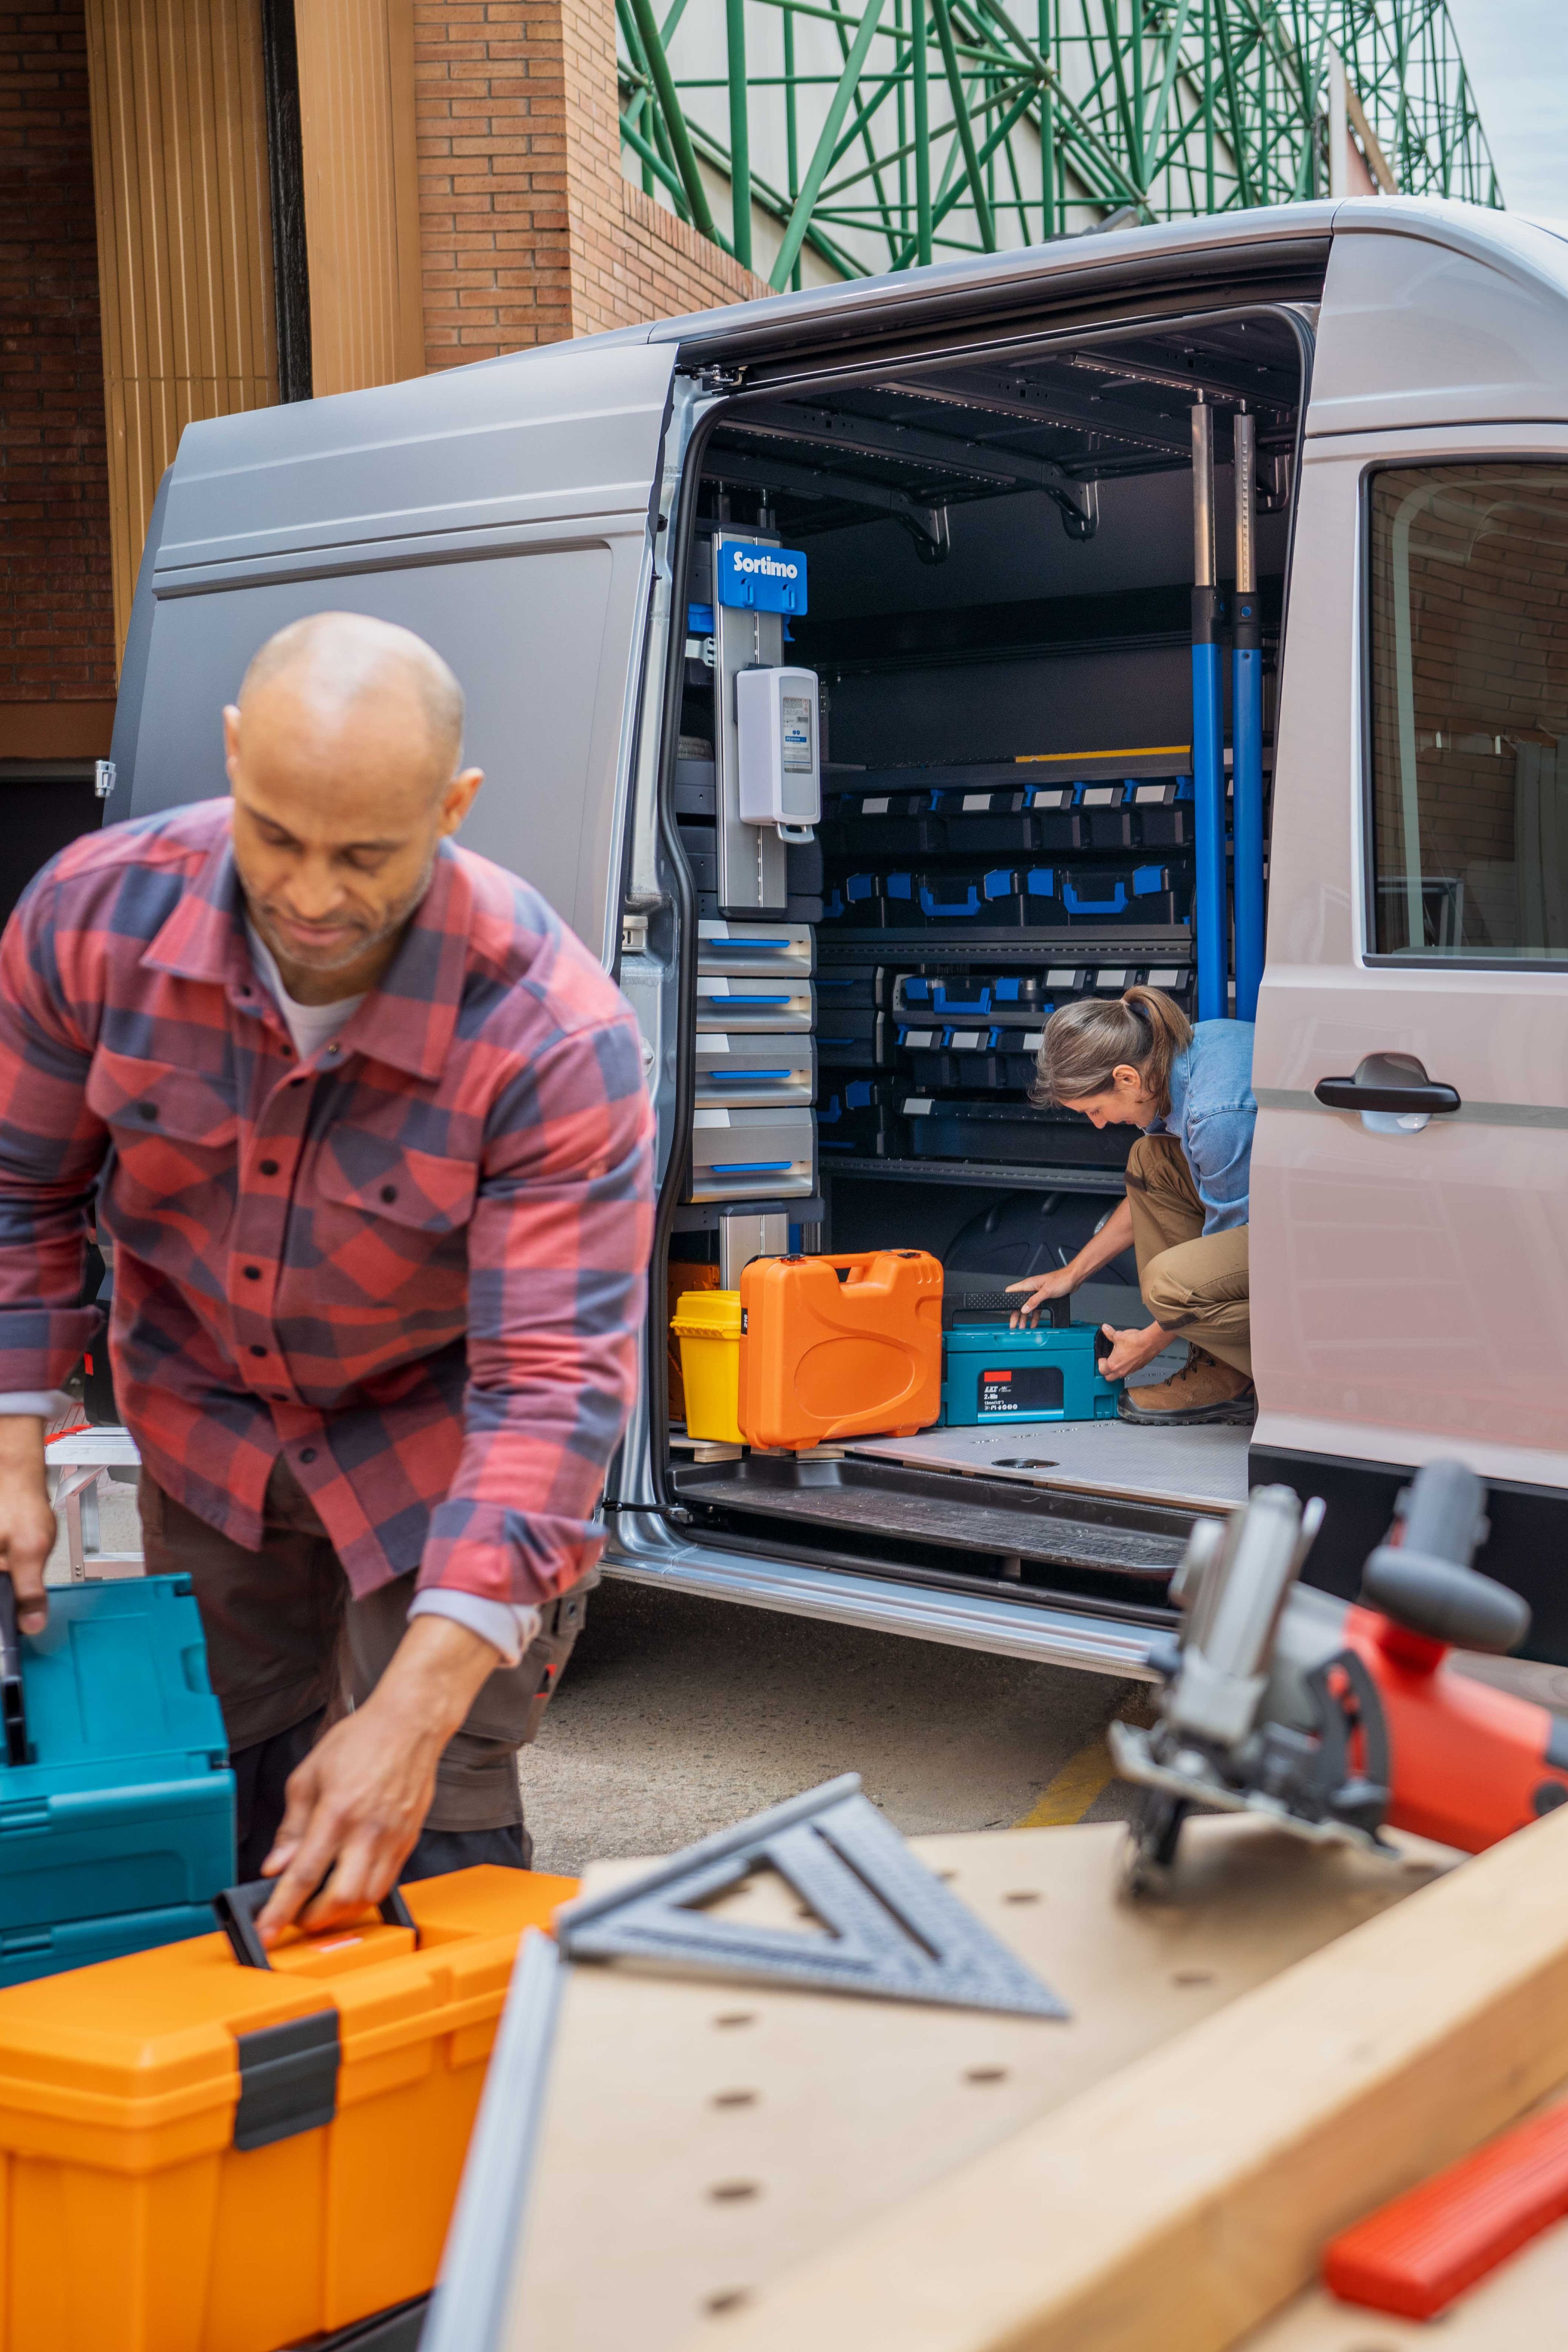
[617,0,1499,292]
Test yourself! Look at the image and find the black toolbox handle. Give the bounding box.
[214,1877,419,1970]
[0,1578,27,1768]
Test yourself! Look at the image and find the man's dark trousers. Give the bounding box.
[140,1460,582,1879]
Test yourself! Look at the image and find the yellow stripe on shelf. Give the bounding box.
[1015,745,1192,764]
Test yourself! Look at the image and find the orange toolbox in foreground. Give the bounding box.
[0,1863,576,2352]
[739,1249,942,1450]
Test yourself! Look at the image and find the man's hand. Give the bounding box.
[0,1416,56,1635]
[1006,1266,1077,1327]
[1096,1321,1173,1383]
[256,1613,499,1945]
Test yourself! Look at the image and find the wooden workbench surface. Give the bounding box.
[499,1814,1452,2351]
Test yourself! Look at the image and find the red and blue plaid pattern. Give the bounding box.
[0,801,655,1606]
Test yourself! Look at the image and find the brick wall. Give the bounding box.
[415,0,771,371]
[0,0,116,754]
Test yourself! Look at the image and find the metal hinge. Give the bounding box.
[94,760,116,801]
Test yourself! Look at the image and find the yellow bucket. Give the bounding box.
[672,1289,744,1443]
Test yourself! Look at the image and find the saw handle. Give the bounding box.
[1359,1459,1527,1657]
[0,1577,27,1768]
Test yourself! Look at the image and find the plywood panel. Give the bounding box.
[295,0,423,397]
[84,0,278,657]
[496,1817,1455,2351]
[691,1800,1568,2352]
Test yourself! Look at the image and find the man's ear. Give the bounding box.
[222,704,242,784]
[438,766,484,837]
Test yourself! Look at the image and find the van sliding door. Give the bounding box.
[1250,214,1568,1606]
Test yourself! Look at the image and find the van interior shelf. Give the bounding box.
[819,1158,1127,1194]
[815,929,1193,966]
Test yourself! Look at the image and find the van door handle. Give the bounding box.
[1314,1076,1461,1114]
[1314,1053,1461,1131]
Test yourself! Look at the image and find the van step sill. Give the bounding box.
[670,1457,1185,1581]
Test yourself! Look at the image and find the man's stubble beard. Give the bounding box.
[241,848,439,977]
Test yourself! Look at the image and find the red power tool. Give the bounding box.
[1111,1459,1568,1882]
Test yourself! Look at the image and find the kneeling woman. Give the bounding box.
[1007,987,1256,1425]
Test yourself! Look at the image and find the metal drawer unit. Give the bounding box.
[690,919,818,1208]
[689,1105,817,1202]
[695,1033,816,1110]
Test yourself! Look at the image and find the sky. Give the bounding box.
[1444,0,1568,219]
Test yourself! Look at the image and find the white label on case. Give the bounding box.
[1149,968,1183,986]
[703,1034,731,1051]
[962,793,994,811]
[949,1031,984,1050]
[1136,785,1168,804]
[862,795,889,813]
[1047,969,1077,987]
[1083,786,1116,805]
[693,1109,731,1128]
[904,1098,933,1116]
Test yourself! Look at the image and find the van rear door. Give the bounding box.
[110,341,678,962]
[1251,206,1568,1616]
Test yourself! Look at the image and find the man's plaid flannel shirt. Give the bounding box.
[0,801,655,1608]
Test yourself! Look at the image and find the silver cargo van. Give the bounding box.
[107,195,1568,1672]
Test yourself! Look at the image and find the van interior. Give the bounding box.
[657,307,1307,1630]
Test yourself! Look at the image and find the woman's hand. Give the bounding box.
[1096,1321,1172,1383]
[1006,1267,1076,1328]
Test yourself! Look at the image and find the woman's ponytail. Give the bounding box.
[1031,984,1191,1112]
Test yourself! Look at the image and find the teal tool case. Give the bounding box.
[940,1298,1120,1425]
[0,1574,234,1985]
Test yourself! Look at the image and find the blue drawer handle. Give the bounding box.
[919,885,981,918]
[931,989,991,1013]
[709,1069,793,1082]
[713,993,794,1005]
[712,1160,795,1174]
[1062,881,1128,915]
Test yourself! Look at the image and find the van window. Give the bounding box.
[1367,463,1568,960]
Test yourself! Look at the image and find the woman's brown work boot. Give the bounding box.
[1117,1347,1256,1427]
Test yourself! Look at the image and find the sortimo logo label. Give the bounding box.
[732,552,800,579]
[717,543,809,614]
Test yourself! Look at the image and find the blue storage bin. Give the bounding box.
[940,1321,1120,1425]
[0,1575,234,1954]
[0,1900,220,1989]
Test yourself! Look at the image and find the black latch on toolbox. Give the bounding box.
[0,1577,29,1768]
[233,2008,341,2151]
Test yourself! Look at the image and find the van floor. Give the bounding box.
[849,1420,1249,1513]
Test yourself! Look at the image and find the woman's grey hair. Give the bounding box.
[1031,985,1192,1114]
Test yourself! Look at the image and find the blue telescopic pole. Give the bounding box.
[1232,407,1264,1022]
[1190,399,1227,1021]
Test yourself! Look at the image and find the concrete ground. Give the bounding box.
[520,1578,1149,1877]
[519,1579,1568,1880]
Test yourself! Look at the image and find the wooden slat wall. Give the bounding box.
[294,0,424,399]
[84,0,278,661]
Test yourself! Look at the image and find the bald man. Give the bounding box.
[0,613,654,1940]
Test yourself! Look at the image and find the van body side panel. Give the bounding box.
[115,343,677,960]
[1304,204,1568,438]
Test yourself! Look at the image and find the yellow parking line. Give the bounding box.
[1011,1690,1157,1829]
[1012,1736,1116,1829]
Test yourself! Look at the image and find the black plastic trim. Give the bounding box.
[1251,1441,1568,1667]
[233,2008,339,2151]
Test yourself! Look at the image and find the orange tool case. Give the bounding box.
[0,1864,576,2352]
[738,1250,942,1450]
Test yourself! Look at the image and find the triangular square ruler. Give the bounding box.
[555,1773,1068,2019]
